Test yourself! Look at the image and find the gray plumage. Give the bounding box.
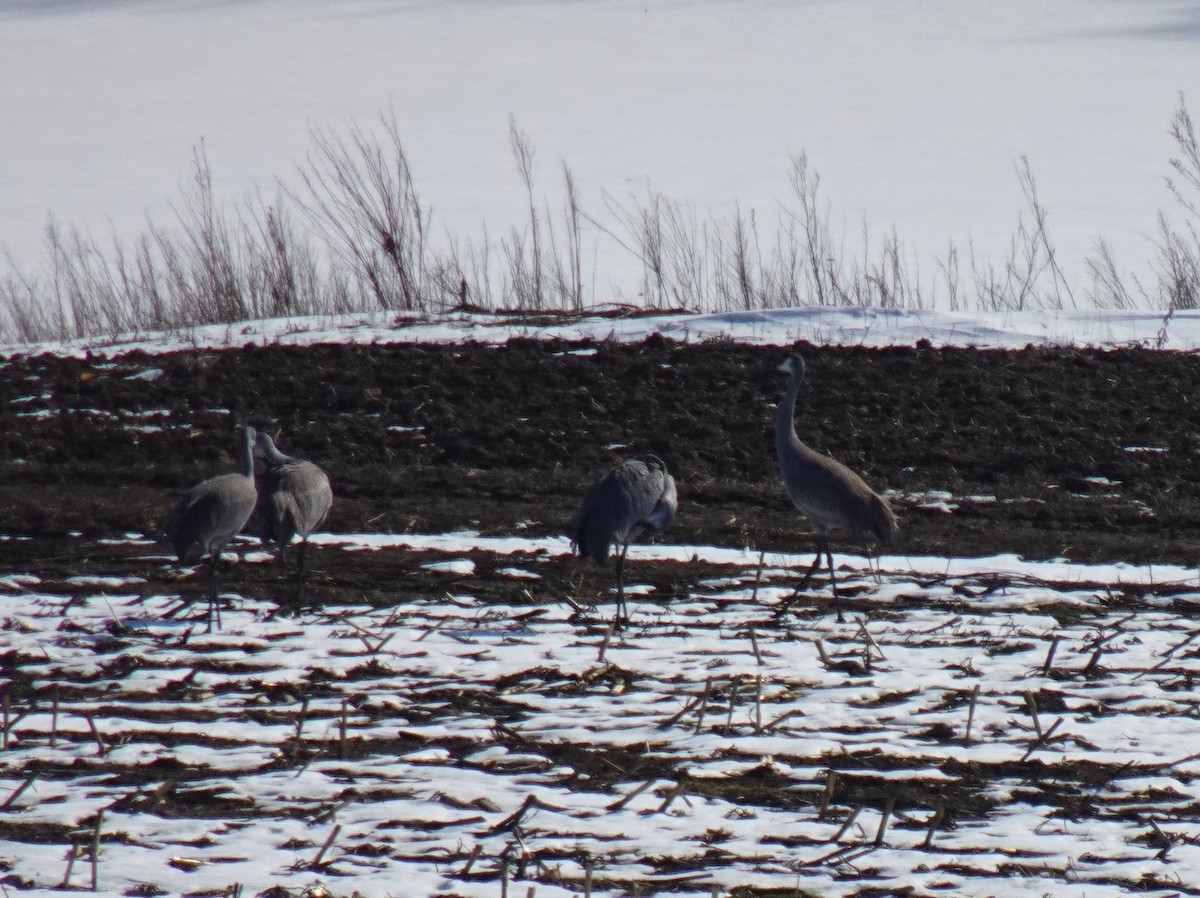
[161,425,259,628]
[570,455,678,625]
[775,353,896,609]
[252,431,333,577]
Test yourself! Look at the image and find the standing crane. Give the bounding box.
[252,430,333,581]
[569,455,678,626]
[162,425,259,630]
[775,353,896,616]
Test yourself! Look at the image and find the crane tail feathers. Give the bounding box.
[569,513,610,563]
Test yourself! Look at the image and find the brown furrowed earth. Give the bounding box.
[2,337,1200,578]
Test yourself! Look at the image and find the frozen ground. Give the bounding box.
[3,0,1200,302]
[2,533,1200,897]
[1,321,1199,895]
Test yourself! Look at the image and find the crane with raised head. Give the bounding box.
[162,425,259,629]
[775,353,896,616]
[569,455,678,627]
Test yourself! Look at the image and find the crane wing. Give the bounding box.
[570,458,675,562]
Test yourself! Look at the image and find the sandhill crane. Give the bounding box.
[569,455,678,626]
[775,353,896,616]
[252,431,333,580]
[162,425,258,629]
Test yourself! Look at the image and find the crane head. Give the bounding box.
[641,454,669,474]
[778,353,806,381]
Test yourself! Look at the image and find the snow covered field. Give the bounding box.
[3,533,1200,897]
[5,305,1200,360]
[2,278,1200,895]
[1,308,1199,895]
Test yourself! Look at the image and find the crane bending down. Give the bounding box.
[569,456,678,626]
[252,431,334,580]
[161,425,259,630]
[775,353,897,615]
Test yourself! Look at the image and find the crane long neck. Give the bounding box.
[239,429,256,479]
[775,369,804,454]
[260,439,290,467]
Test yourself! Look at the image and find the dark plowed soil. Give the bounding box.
[3,337,1200,575]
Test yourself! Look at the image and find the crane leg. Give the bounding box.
[282,538,311,602]
[795,548,825,595]
[778,535,833,618]
[296,538,309,582]
[823,539,839,596]
[821,539,846,623]
[206,553,223,632]
[613,542,630,628]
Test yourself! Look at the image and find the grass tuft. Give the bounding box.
[6,100,1200,344]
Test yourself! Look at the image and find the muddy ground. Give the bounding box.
[3,332,1200,897]
[2,335,1200,593]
